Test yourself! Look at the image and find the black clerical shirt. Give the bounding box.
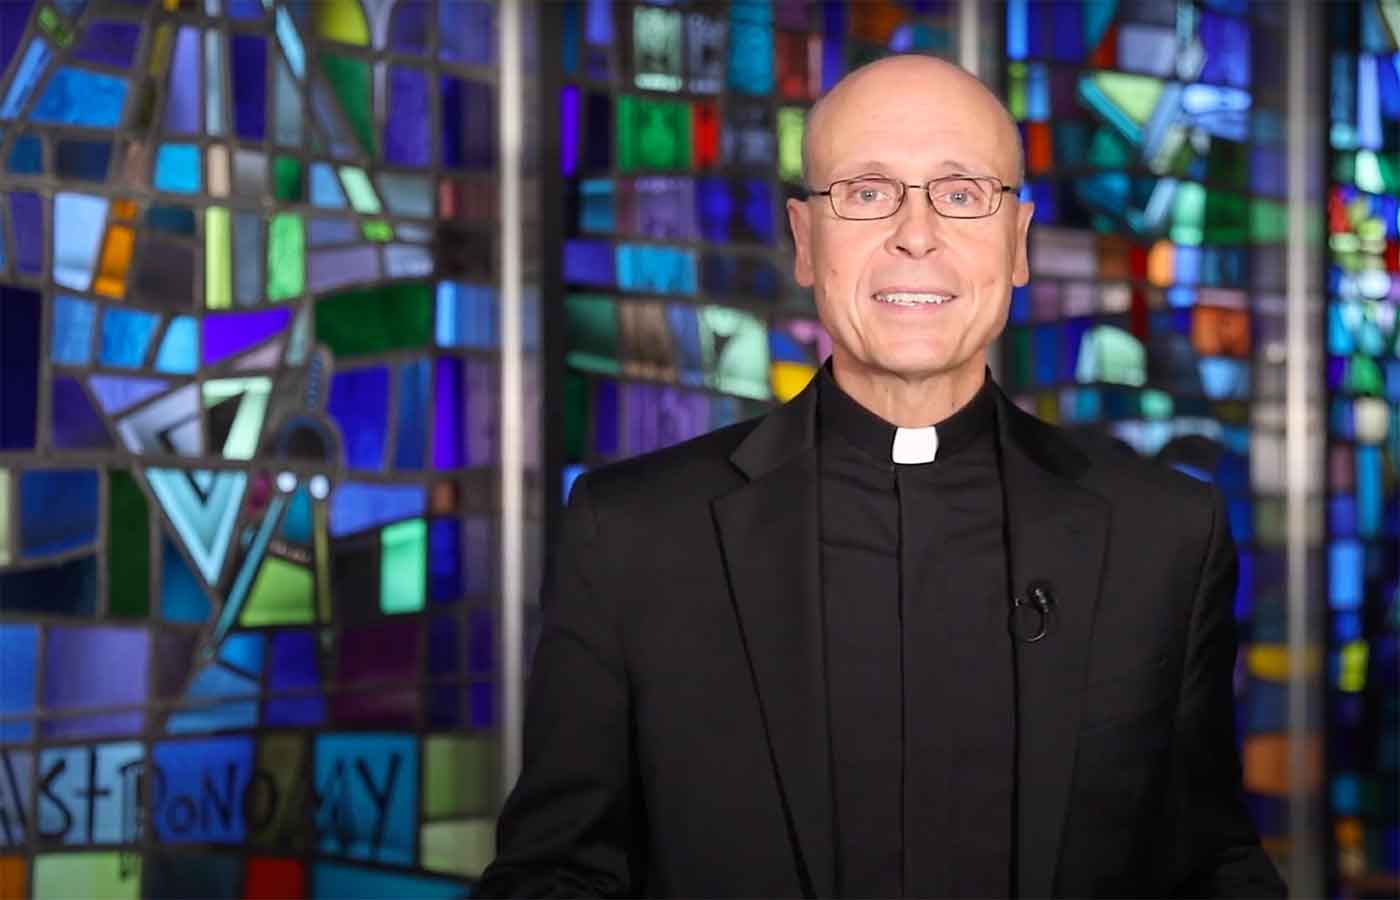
[817,365,1015,899]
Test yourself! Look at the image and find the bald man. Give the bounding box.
[479,56,1285,898]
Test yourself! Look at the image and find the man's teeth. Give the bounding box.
[875,291,955,306]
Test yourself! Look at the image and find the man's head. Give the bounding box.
[787,55,1033,401]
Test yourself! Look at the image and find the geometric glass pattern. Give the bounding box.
[1325,0,1400,891]
[1001,0,1295,872]
[0,0,502,895]
[553,0,956,501]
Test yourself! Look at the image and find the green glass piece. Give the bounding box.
[1205,139,1248,189]
[107,471,150,618]
[1355,150,1386,194]
[380,518,426,614]
[241,556,314,625]
[1140,389,1173,421]
[421,821,495,878]
[205,207,232,309]
[314,281,433,356]
[266,213,305,301]
[35,853,141,900]
[1008,328,1032,389]
[1203,190,1248,245]
[38,7,74,47]
[362,220,393,242]
[1086,127,1133,169]
[203,377,271,459]
[319,53,376,155]
[616,95,691,172]
[565,294,621,375]
[1169,182,1206,246]
[563,373,588,462]
[339,166,382,214]
[1007,62,1027,121]
[423,735,495,817]
[1345,355,1385,394]
[273,155,303,202]
[1333,152,1356,186]
[1250,200,1288,244]
[777,107,804,182]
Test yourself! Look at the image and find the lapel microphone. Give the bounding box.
[1010,580,1055,643]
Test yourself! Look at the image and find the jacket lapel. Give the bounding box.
[994,391,1110,898]
[712,379,834,898]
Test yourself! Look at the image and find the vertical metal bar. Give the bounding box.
[499,0,526,792]
[957,0,982,78]
[1285,0,1322,893]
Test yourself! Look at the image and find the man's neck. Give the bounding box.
[830,356,987,427]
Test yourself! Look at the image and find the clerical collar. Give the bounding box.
[817,361,997,465]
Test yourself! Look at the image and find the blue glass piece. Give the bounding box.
[51,376,111,449]
[562,464,587,502]
[75,21,139,68]
[31,67,127,128]
[578,178,614,232]
[1328,540,1362,610]
[0,39,51,120]
[274,7,304,79]
[727,0,774,95]
[469,680,495,728]
[268,630,320,695]
[53,192,107,291]
[434,282,497,349]
[0,0,34,76]
[230,34,266,140]
[1006,0,1028,60]
[227,0,262,18]
[394,360,428,470]
[7,134,41,173]
[150,737,254,838]
[181,661,257,701]
[161,536,211,623]
[697,177,733,241]
[1356,445,1383,538]
[439,76,494,170]
[1048,0,1082,62]
[428,616,459,673]
[146,204,197,236]
[440,0,494,65]
[311,864,462,900]
[1026,63,1050,121]
[0,623,38,741]
[100,307,159,369]
[51,295,96,365]
[390,0,429,52]
[563,239,615,286]
[163,27,201,134]
[10,191,42,275]
[429,518,461,602]
[385,65,430,167]
[281,487,312,545]
[307,217,355,247]
[0,285,40,450]
[328,367,389,470]
[1201,13,1252,88]
[328,483,425,537]
[309,163,347,207]
[155,316,198,374]
[20,469,98,557]
[1198,357,1250,399]
[1357,54,1382,151]
[219,632,265,675]
[314,734,417,864]
[616,244,697,294]
[153,144,201,193]
[741,179,774,241]
[592,379,619,457]
[1329,495,1357,537]
[0,555,96,615]
[56,139,112,181]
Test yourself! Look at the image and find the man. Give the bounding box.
[479,56,1286,898]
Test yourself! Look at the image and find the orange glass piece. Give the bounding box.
[849,0,905,44]
[1191,306,1252,357]
[93,223,135,298]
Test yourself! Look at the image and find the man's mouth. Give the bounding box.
[873,290,957,307]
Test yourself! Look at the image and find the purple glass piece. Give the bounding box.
[585,0,611,45]
[563,239,615,286]
[774,0,807,29]
[163,27,200,133]
[467,609,494,674]
[1326,355,1345,391]
[389,0,430,53]
[10,191,42,275]
[439,0,494,65]
[433,356,463,469]
[0,1,34,75]
[42,626,149,740]
[385,66,430,167]
[464,516,490,596]
[0,285,40,451]
[440,77,495,170]
[429,519,461,602]
[307,246,380,293]
[201,307,292,365]
[468,680,495,728]
[1048,0,1082,61]
[327,367,389,470]
[822,2,845,91]
[339,619,419,683]
[1199,11,1250,89]
[51,376,112,449]
[230,34,266,141]
[560,85,580,176]
[427,685,463,728]
[268,629,320,692]
[74,21,140,68]
[427,616,459,675]
[465,358,498,466]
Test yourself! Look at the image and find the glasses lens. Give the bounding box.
[930,177,1000,218]
[831,178,902,220]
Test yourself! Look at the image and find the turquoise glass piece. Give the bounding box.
[153,144,201,193]
[154,315,198,374]
[7,133,41,173]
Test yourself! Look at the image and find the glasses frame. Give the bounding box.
[807,174,1022,221]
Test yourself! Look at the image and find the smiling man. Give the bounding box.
[478,56,1285,898]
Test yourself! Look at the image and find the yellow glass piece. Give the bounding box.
[1338,641,1368,692]
[35,853,141,900]
[314,502,331,623]
[149,23,173,76]
[1246,644,1321,680]
[420,821,494,877]
[316,0,369,46]
[770,361,816,403]
[240,557,315,626]
[1146,239,1174,287]
[205,207,231,309]
[92,224,134,299]
[1035,392,1059,424]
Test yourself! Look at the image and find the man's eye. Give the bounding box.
[848,182,892,203]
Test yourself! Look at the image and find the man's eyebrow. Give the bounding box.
[826,159,1002,180]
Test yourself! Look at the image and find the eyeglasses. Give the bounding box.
[807,174,1021,221]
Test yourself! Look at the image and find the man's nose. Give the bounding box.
[885,187,944,258]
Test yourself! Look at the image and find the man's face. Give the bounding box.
[786,60,1034,388]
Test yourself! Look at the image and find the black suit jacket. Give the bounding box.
[478,377,1286,898]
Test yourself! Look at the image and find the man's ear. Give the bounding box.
[1011,200,1034,287]
[787,197,815,288]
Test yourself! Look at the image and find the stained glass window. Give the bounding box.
[1002,0,1297,870]
[552,0,956,498]
[1325,1,1400,891]
[0,0,508,895]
